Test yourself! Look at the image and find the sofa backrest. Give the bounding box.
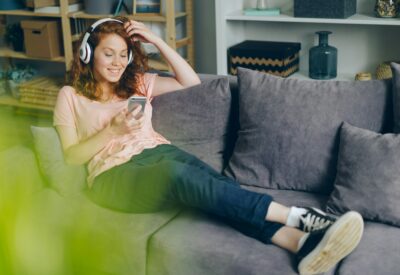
[150,70,394,194]
[225,68,394,194]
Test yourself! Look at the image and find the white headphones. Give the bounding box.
[79,18,133,65]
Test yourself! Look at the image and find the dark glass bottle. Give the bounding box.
[309,31,337,80]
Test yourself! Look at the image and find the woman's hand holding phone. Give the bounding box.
[128,96,147,113]
[109,105,145,136]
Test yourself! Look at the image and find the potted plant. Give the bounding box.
[7,65,36,99]
[4,23,24,52]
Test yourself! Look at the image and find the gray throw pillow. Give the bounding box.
[152,77,232,172]
[31,126,87,197]
[391,62,400,133]
[225,67,392,193]
[326,122,400,227]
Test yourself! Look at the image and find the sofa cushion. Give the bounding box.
[326,123,400,227]
[31,126,87,198]
[335,222,400,275]
[225,67,392,194]
[392,62,400,133]
[147,208,336,275]
[152,76,232,172]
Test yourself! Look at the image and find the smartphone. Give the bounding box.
[128,96,147,113]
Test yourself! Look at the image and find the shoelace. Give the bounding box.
[300,212,333,232]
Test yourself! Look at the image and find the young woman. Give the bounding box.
[54,16,363,275]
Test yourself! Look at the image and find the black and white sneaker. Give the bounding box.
[297,211,364,275]
[299,207,337,232]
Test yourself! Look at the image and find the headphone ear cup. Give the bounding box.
[84,43,92,64]
[79,44,86,63]
[127,50,133,65]
[79,42,91,64]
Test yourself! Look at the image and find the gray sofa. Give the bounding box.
[1,66,400,275]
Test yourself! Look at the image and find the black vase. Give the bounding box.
[309,31,337,80]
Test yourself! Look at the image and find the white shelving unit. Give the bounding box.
[213,0,400,79]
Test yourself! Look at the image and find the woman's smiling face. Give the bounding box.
[93,33,130,85]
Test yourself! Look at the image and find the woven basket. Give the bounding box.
[376,62,393,80]
[355,72,372,81]
[18,77,63,107]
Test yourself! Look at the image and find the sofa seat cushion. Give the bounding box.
[335,222,400,275]
[148,206,335,275]
[11,188,181,275]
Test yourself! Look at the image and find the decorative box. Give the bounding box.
[228,40,301,77]
[294,0,356,19]
[21,20,63,59]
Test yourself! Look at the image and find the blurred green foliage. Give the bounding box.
[0,107,181,274]
[0,108,121,275]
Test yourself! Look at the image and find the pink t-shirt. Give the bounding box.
[53,73,170,187]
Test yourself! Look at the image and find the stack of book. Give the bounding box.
[243,8,281,16]
[19,77,63,107]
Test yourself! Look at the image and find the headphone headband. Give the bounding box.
[79,18,133,65]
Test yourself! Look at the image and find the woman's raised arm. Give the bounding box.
[124,20,201,97]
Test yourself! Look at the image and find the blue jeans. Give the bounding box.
[86,144,283,244]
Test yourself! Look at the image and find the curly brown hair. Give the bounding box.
[69,16,149,100]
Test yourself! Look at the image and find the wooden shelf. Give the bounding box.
[0,95,53,112]
[0,0,195,72]
[69,11,167,22]
[0,47,65,62]
[176,37,191,48]
[69,11,187,22]
[226,10,400,26]
[71,33,81,42]
[175,12,187,19]
[149,58,169,71]
[0,9,61,17]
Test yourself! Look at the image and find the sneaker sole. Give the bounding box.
[298,211,364,275]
